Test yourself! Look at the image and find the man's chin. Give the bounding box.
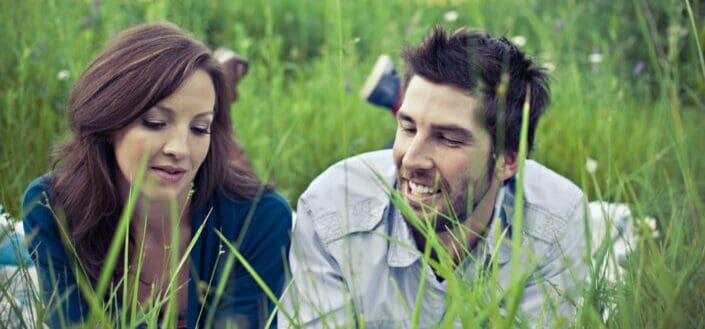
[404,209,462,235]
[402,195,437,216]
[403,201,440,223]
[403,199,468,230]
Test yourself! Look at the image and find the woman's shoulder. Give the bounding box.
[22,174,57,233]
[213,189,292,229]
[24,174,53,196]
[22,175,54,214]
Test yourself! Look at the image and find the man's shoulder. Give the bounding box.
[302,149,395,202]
[513,160,586,242]
[523,160,584,207]
[297,150,395,244]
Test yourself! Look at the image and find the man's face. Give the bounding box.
[393,75,497,229]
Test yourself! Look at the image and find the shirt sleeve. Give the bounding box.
[517,197,588,327]
[22,178,90,327]
[278,197,357,329]
[213,192,292,329]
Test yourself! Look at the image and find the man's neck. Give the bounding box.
[411,180,501,272]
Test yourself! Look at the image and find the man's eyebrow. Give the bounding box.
[430,124,473,138]
[397,112,414,122]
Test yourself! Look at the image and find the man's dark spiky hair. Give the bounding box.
[402,27,550,154]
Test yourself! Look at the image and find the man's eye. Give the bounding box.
[141,119,165,129]
[441,136,462,147]
[399,126,416,134]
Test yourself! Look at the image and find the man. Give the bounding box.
[279,27,587,328]
[214,47,256,174]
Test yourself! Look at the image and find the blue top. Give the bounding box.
[22,175,292,328]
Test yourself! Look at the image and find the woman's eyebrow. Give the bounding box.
[153,104,213,118]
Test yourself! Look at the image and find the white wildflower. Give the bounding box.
[0,205,11,229]
[57,69,70,81]
[589,52,602,64]
[585,158,598,174]
[644,217,660,239]
[510,35,526,47]
[443,11,458,22]
[633,61,645,76]
[0,207,24,237]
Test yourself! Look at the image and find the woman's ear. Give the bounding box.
[495,151,518,181]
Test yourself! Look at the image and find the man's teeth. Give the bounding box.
[409,181,438,195]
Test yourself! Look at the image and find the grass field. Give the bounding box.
[1,0,704,327]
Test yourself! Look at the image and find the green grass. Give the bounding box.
[1,0,704,327]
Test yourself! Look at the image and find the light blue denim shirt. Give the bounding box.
[279,150,587,328]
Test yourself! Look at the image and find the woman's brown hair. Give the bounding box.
[51,22,265,280]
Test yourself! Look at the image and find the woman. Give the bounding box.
[22,23,291,328]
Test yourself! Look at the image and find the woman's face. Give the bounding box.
[113,69,216,202]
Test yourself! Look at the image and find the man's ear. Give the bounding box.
[229,57,249,85]
[495,151,518,182]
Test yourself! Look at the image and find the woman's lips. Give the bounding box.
[151,166,186,184]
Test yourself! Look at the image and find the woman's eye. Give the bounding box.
[191,126,211,135]
[141,119,165,129]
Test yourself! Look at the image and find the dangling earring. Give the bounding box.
[493,153,505,180]
[188,182,196,198]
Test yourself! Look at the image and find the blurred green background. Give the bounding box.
[1,0,704,326]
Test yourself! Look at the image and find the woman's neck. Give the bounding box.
[132,191,192,245]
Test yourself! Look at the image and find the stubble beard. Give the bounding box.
[428,155,497,233]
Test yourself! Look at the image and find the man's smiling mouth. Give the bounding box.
[408,181,441,195]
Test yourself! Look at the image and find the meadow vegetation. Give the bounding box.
[1,0,704,327]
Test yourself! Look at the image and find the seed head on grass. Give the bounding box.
[585,158,598,174]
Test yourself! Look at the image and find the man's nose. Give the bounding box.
[402,136,434,172]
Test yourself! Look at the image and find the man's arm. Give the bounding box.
[278,197,357,329]
[517,197,588,327]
